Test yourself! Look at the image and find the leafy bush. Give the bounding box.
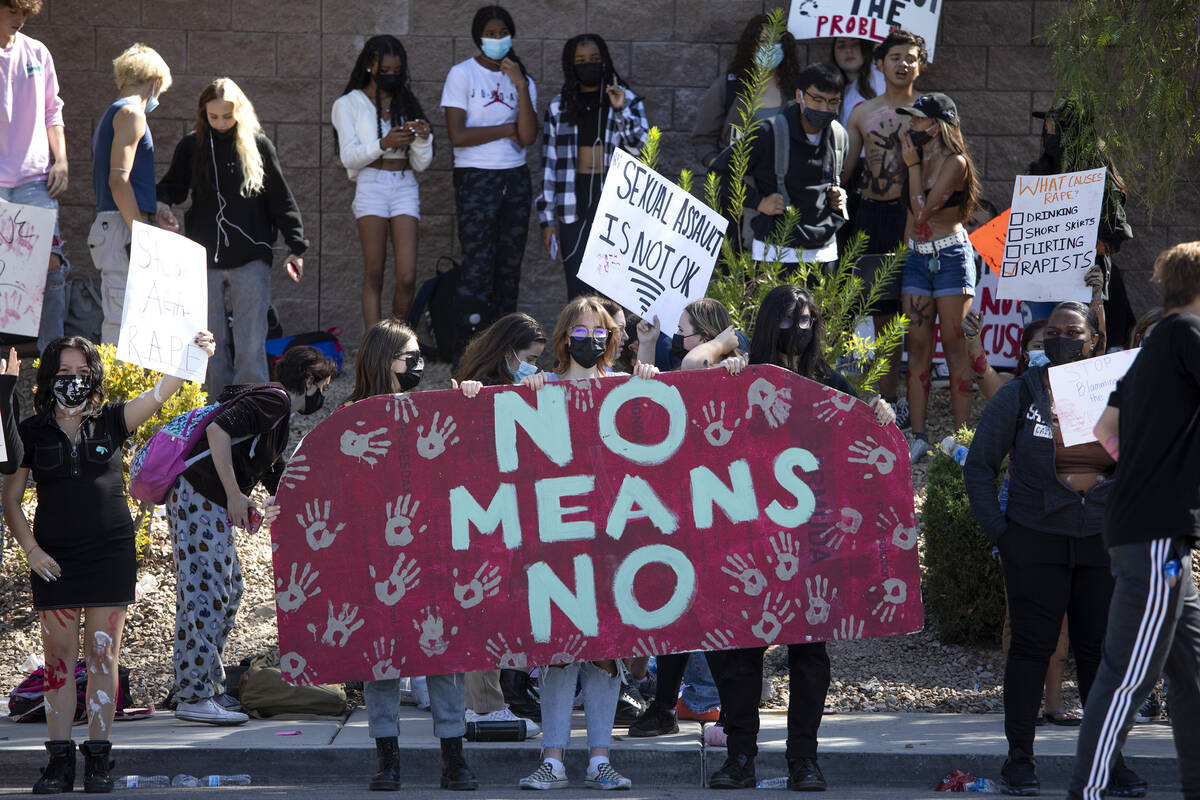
[921,426,1006,645]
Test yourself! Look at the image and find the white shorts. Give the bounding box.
[352,168,421,220]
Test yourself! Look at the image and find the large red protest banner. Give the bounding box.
[271,366,920,685]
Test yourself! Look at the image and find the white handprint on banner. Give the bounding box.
[485,633,527,669]
[848,436,897,479]
[339,424,392,466]
[416,411,460,459]
[364,637,406,680]
[878,506,918,551]
[280,453,309,490]
[413,606,458,657]
[721,553,767,596]
[570,379,601,413]
[701,628,736,651]
[869,578,907,623]
[632,635,673,657]
[804,575,838,625]
[275,561,321,612]
[370,553,421,606]
[745,378,793,428]
[742,593,796,644]
[297,499,346,551]
[692,400,741,446]
[549,633,587,664]
[320,601,365,648]
[386,393,418,424]
[384,494,426,547]
[813,389,857,426]
[819,507,864,551]
[833,614,865,641]
[452,562,501,609]
[280,651,314,685]
[766,531,802,581]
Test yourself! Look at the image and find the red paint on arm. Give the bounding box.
[971,353,988,375]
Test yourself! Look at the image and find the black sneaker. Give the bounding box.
[614,685,648,725]
[1106,756,1148,798]
[787,758,826,791]
[1133,692,1160,723]
[627,702,679,737]
[1000,749,1039,796]
[709,753,756,790]
[893,397,911,431]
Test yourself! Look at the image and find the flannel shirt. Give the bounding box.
[536,88,650,228]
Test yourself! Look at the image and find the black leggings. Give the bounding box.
[452,166,531,333]
[559,173,604,301]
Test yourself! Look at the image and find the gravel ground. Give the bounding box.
[2,359,1197,714]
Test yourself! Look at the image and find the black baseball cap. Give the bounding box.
[896,92,960,127]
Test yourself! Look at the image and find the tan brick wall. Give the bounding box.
[22,0,1197,347]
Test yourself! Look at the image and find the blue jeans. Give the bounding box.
[206,260,271,396]
[0,180,67,350]
[365,673,466,739]
[681,652,720,713]
[539,662,620,751]
[901,239,977,298]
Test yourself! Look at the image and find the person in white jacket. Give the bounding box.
[332,35,433,329]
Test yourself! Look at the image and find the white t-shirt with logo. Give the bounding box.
[440,57,538,170]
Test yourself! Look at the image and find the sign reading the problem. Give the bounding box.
[0,198,55,338]
[117,221,209,382]
[1047,348,1140,448]
[271,366,922,685]
[996,168,1106,303]
[578,148,724,336]
[788,0,943,61]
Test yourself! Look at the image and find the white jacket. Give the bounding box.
[331,89,434,179]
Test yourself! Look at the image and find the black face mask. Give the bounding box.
[1043,336,1087,365]
[574,62,605,87]
[802,107,837,131]
[301,388,325,415]
[375,73,404,95]
[395,359,424,392]
[211,124,237,140]
[52,375,92,409]
[670,333,688,362]
[777,326,813,356]
[568,337,607,369]
[908,128,934,147]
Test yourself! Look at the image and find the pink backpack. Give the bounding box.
[128,403,225,505]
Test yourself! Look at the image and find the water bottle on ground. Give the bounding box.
[940,436,969,465]
[966,777,999,792]
[171,775,199,788]
[113,775,171,789]
[201,775,252,786]
[756,776,788,788]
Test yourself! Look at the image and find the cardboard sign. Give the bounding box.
[788,0,943,61]
[1047,348,1139,447]
[117,222,209,383]
[996,168,1106,303]
[969,209,1012,278]
[0,199,55,338]
[577,149,725,336]
[271,366,922,686]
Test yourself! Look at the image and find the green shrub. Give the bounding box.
[921,426,1006,646]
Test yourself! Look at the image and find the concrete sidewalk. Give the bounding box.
[0,707,1182,790]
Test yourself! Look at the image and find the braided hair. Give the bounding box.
[558,34,624,125]
[333,35,426,155]
[471,5,528,77]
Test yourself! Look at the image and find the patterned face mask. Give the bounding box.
[52,374,92,409]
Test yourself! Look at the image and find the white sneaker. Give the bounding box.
[483,705,541,737]
[520,760,568,790]
[909,436,932,463]
[585,762,632,790]
[175,697,249,726]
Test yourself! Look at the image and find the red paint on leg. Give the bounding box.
[971,353,988,375]
[957,377,974,395]
[45,608,78,629]
[44,657,70,692]
[918,371,932,393]
[106,611,119,637]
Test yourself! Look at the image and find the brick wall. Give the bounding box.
[22,0,1198,347]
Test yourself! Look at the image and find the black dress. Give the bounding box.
[18,402,136,609]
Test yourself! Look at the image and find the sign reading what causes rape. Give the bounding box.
[788,0,944,61]
[271,366,921,685]
[996,168,1106,304]
[117,222,209,383]
[0,198,55,338]
[1047,348,1140,448]
[577,148,725,337]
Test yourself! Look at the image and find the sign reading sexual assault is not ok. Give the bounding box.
[271,366,921,685]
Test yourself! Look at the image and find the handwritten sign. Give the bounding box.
[271,366,921,685]
[1047,348,1139,447]
[0,199,55,338]
[117,222,209,382]
[996,168,1106,304]
[788,0,943,61]
[577,148,724,336]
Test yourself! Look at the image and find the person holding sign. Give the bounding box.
[156,78,308,397]
[895,92,979,462]
[89,43,176,347]
[441,5,538,358]
[537,34,650,300]
[331,36,434,330]
[963,301,1146,798]
[0,346,23,474]
[1,330,215,794]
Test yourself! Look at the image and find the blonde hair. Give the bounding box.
[196,78,265,197]
[551,296,620,374]
[112,43,172,92]
[684,298,734,341]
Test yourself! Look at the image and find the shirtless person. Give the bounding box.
[842,30,926,422]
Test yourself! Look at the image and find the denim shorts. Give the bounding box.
[901,239,977,298]
[352,168,420,219]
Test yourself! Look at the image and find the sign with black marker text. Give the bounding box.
[1047,348,1139,448]
[788,0,943,61]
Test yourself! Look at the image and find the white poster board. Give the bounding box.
[578,148,724,336]
[0,198,55,338]
[996,168,1106,303]
[788,0,943,61]
[117,221,209,383]
[1047,348,1139,448]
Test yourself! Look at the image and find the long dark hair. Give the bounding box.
[558,33,624,125]
[829,38,877,102]
[455,313,545,387]
[471,5,527,77]
[748,286,828,380]
[727,14,801,99]
[34,336,106,415]
[350,319,418,402]
[934,119,981,223]
[333,36,426,155]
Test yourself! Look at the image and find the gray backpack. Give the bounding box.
[769,111,848,206]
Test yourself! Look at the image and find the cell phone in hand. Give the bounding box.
[229,507,264,534]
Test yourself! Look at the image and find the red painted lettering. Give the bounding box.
[830,14,846,35]
[816,15,829,36]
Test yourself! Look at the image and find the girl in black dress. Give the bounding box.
[2,331,214,794]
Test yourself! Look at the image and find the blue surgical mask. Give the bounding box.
[145,92,159,114]
[480,35,512,60]
[508,352,538,382]
[1027,349,1050,368]
[755,43,784,71]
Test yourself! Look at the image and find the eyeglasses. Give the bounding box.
[802,90,841,112]
[570,326,610,341]
[783,315,814,330]
[394,351,423,371]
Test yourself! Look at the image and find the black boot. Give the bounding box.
[499,669,541,722]
[628,702,679,737]
[1000,747,1039,796]
[439,737,478,790]
[1107,754,1148,798]
[369,736,400,791]
[33,740,75,794]
[709,752,756,789]
[80,740,113,794]
[787,757,827,791]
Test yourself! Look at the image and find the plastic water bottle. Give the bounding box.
[113,775,171,788]
[171,775,200,788]
[135,573,159,600]
[756,776,788,788]
[940,436,969,465]
[966,777,999,792]
[202,775,252,786]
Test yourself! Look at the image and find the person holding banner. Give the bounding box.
[537,34,650,300]
[441,5,537,358]
[156,78,308,397]
[1,330,215,793]
[90,43,175,347]
[706,285,893,792]
[0,346,23,474]
[963,301,1146,798]
[0,0,70,352]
